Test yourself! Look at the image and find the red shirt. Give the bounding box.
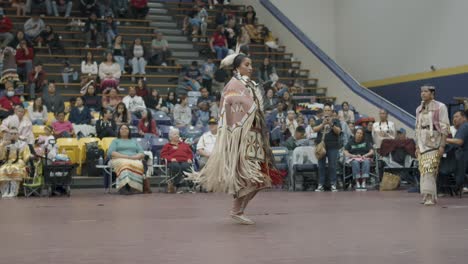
[131,0,148,8]
[15,47,34,66]
[211,32,226,47]
[136,87,149,97]
[0,95,21,111]
[160,142,193,162]
[0,16,13,33]
[138,119,158,135]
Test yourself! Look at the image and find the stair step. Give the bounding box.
[147,15,173,21]
[170,43,194,49]
[172,51,200,58]
[148,2,165,8]
[165,35,189,42]
[157,28,183,35]
[149,8,168,14]
[150,21,177,28]
[176,59,206,66]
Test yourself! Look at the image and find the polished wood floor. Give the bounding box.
[1,190,467,264]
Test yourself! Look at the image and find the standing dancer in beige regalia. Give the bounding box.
[186,54,281,225]
[415,85,450,206]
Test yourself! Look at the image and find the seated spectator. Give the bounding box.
[201,58,216,92]
[83,84,101,112]
[281,91,295,112]
[196,117,218,169]
[59,60,77,90]
[305,118,317,140]
[0,9,13,48]
[113,102,131,126]
[165,91,177,113]
[24,15,45,42]
[110,0,127,18]
[8,30,32,49]
[243,5,256,25]
[161,128,193,193]
[103,15,117,48]
[80,51,98,89]
[135,78,148,98]
[96,107,116,138]
[263,88,277,111]
[26,0,53,15]
[338,101,355,123]
[297,115,306,128]
[150,32,171,67]
[27,61,47,99]
[138,108,157,136]
[107,124,146,195]
[262,26,279,51]
[128,0,149,20]
[110,36,127,75]
[80,0,98,17]
[37,24,63,52]
[66,97,75,114]
[1,105,34,144]
[69,96,94,137]
[145,88,163,112]
[97,0,113,17]
[344,128,374,191]
[11,1,27,16]
[257,57,277,84]
[35,125,56,159]
[99,52,121,91]
[197,87,212,107]
[15,40,34,81]
[123,86,146,119]
[102,87,121,111]
[215,7,228,26]
[224,18,239,51]
[0,127,31,198]
[195,101,211,127]
[285,110,298,137]
[127,38,148,80]
[282,126,309,151]
[210,25,229,60]
[173,96,192,127]
[52,111,74,138]
[27,97,48,125]
[210,94,220,118]
[42,82,65,114]
[0,84,21,119]
[446,110,468,164]
[275,102,287,124]
[84,13,102,48]
[51,0,72,17]
[187,5,208,42]
[372,109,396,149]
[184,61,202,91]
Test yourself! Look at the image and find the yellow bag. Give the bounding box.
[380,172,400,191]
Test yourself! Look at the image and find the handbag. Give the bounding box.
[380,172,400,191]
[314,131,327,160]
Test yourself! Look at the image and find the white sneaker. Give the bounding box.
[192,37,198,42]
[355,181,361,191]
[361,181,367,190]
[161,62,167,67]
[315,185,324,192]
[463,187,468,193]
[331,185,338,192]
[231,214,255,225]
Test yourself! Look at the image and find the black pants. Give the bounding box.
[168,162,191,187]
[202,79,212,93]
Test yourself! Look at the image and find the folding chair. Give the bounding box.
[23,160,44,197]
[342,149,380,191]
[289,146,318,191]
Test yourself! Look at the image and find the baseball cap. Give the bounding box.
[208,118,218,125]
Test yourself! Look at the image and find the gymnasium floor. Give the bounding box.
[1,190,467,264]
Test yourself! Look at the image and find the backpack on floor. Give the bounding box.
[85,142,105,177]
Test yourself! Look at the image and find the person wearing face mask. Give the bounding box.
[0,127,31,198]
[0,85,21,119]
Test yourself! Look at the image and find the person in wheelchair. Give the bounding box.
[161,128,193,193]
[0,127,32,198]
[343,128,374,191]
[107,124,146,195]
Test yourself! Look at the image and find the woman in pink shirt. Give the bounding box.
[52,111,75,138]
